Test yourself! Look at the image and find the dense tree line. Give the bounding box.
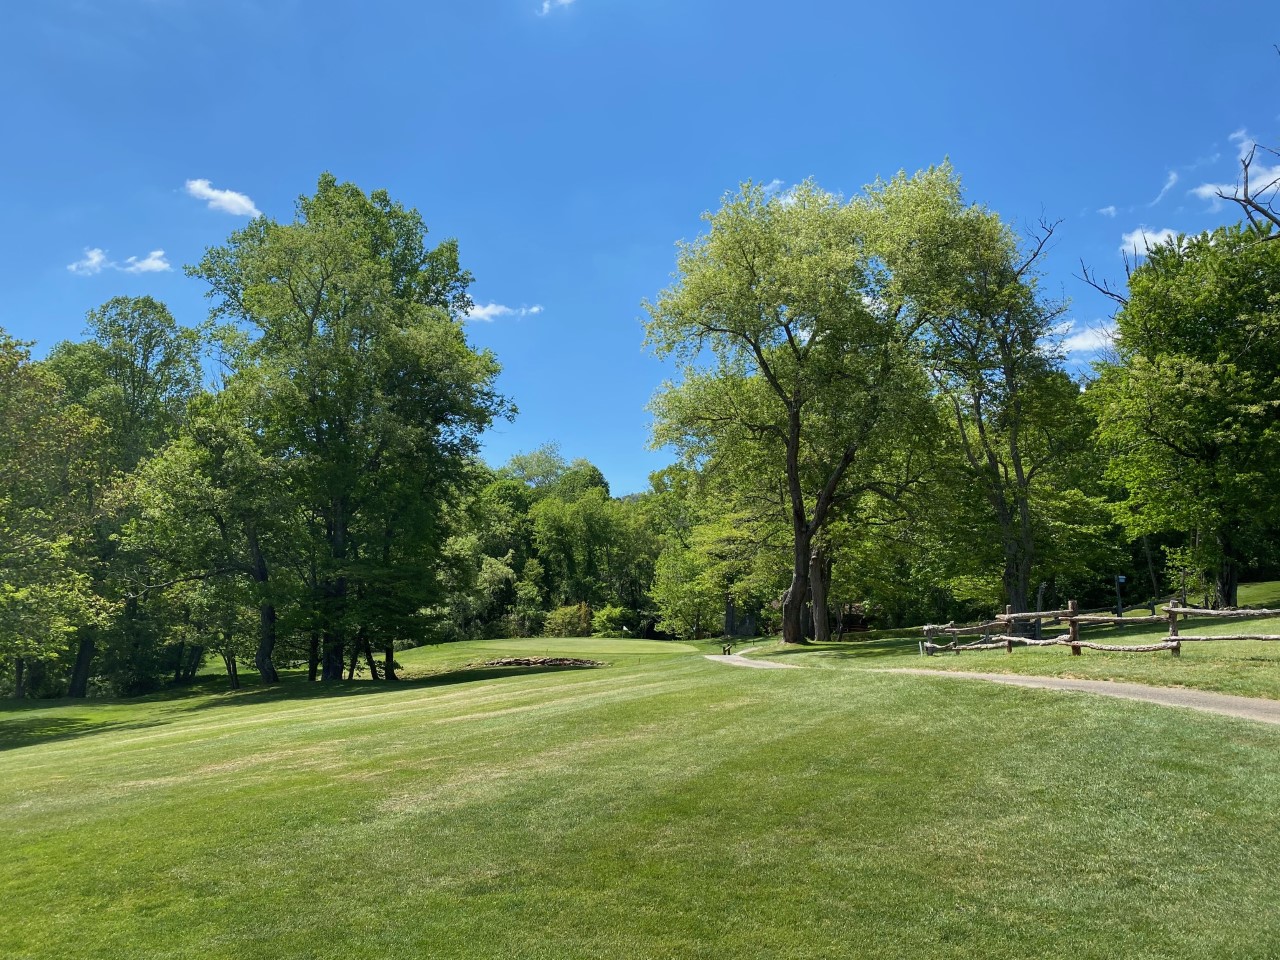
[2,164,1278,697]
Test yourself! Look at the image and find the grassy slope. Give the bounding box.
[3,637,1280,959]
[751,581,1280,700]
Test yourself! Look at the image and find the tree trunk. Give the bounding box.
[322,630,345,681]
[14,658,26,700]
[723,595,736,638]
[781,503,813,645]
[345,643,359,680]
[222,653,240,690]
[1142,535,1161,599]
[247,526,280,684]
[254,603,280,684]
[172,640,185,684]
[308,630,320,682]
[360,632,380,681]
[1216,530,1241,608]
[383,643,398,681]
[181,644,204,681]
[67,630,96,699]
[809,546,831,643]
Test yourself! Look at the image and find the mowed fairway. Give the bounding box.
[3,638,1280,959]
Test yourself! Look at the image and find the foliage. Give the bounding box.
[859,163,1107,612]
[1088,224,1280,606]
[543,602,593,637]
[646,179,934,642]
[591,604,634,637]
[190,174,510,678]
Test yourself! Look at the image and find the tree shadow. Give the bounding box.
[762,638,921,659]
[178,663,604,711]
[0,715,168,752]
[0,664,603,750]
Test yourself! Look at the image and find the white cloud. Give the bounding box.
[1149,171,1178,206]
[67,247,110,275]
[538,0,574,14]
[762,179,785,195]
[121,250,171,273]
[1061,319,1117,354]
[466,302,544,322]
[185,178,261,217]
[1097,205,1117,217]
[1120,226,1178,258]
[1191,128,1280,210]
[1230,128,1255,161]
[1192,162,1280,209]
[67,246,172,276]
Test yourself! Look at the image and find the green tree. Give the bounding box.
[0,332,105,697]
[646,181,931,644]
[859,164,1097,615]
[191,174,510,679]
[44,297,208,696]
[1088,224,1280,607]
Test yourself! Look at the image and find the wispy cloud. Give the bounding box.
[121,250,171,273]
[1120,227,1178,258]
[185,178,261,216]
[1190,128,1280,210]
[1097,205,1117,217]
[1061,319,1117,354]
[1149,171,1178,206]
[1230,128,1255,160]
[538,0,575,14]
[67,248,111,276]
[67,247,172,276]
[466,302,544,322]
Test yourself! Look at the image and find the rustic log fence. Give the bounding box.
[920,599,1280,657]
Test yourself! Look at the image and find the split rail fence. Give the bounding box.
[920,600,1280,657]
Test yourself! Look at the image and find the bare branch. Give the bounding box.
[1217,144,1280,240]
[1077,259,1129,307]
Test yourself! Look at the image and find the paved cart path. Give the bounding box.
[705,654,1280,724]
[877,669,1280,725]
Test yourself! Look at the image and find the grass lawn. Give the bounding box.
[3,635,1280,958]
[750,581,1280,701]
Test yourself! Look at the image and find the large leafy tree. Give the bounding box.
[646,181,932,644]
[124,381,301,684]
[191,174,510,679]
[860,164,1103,614]
[0,332,104,696]
[43,297,207,696]
[1088,224,1280,607]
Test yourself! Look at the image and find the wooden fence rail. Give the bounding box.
[919,598,1280,657]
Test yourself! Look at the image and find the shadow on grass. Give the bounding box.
[0,664,602,751]
[0,715,169,752]
[179,663,604,712]
[761,637,921,659]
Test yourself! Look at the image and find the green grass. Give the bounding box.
[3,635,1280,959]
[752,581,1280,701]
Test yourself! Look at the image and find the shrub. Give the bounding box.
[543,603,592,637]
[592,605,635,637]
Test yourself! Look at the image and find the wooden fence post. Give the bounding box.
[1068,599,1081,655]
[1167,602,1181,657]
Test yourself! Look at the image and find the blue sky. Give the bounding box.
[1,1,1276,493]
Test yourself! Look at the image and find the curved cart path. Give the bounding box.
[705,654,1280,725]
[877,669,1280,726]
